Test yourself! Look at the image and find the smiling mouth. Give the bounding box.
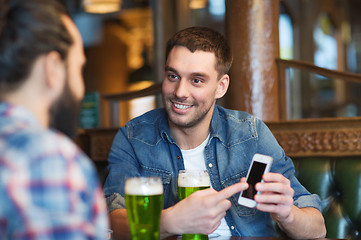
[173,102,192,110]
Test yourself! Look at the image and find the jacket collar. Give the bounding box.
[209,105,226,145]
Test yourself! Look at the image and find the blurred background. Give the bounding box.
[59,0,361,126]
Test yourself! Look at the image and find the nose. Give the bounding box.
[174,79,189,100]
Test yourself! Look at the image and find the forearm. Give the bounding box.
[109,209,131,240]
[160,207,179,239]
[275,206,326,239]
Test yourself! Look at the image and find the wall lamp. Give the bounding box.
[83,0,122,14]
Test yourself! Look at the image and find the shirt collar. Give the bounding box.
[0,102,40,127]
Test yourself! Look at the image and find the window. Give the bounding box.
[279,8,293,59]
[313,13,337,69]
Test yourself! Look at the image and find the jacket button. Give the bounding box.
[230,226,235,230]
[208,163,213,168]
[177,155,181,159]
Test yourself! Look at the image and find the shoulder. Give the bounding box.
[0,127,101,205]
[36,128,85,159]
[214,105,262,132]
[215,105,255,123]
[120,108,167,145]
[212,106,272,146]
[42,130,97,177]
[2,126,94,176]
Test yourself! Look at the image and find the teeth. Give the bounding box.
[174,103,191,110]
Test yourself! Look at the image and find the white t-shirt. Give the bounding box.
[181,135,232,237]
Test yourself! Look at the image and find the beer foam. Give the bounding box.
[178,173,211,187]
[125,177,163,195]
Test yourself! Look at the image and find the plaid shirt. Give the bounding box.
[0,103,109,239]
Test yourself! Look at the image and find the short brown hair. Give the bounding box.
[165,26,233,78]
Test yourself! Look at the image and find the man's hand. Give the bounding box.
[249,173,326,239]
[160,181,247,238]
[252,172,294,222]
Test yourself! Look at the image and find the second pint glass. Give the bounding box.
[125,177,164,240]
[178,170,211,240]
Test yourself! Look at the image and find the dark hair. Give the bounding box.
[165,26,233,78]
[0,0,72,94]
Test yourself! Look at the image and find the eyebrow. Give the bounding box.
[191,72,208,78]
[165,66,209,79]
[164,66,178,74]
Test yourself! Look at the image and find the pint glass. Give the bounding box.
[178,170,211,240]
[125,177,164,240]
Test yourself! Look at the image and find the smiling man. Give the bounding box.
[104,27,326,239]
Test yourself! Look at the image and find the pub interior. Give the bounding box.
[58,0,361,239]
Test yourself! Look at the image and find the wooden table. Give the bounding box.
[163,237,342,240]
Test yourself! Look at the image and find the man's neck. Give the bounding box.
[169,120,211,150]
[4,90,49,128]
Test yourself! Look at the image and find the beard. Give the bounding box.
[49,79,81,138]
[163,96,215,129]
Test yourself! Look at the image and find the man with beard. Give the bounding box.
[104,27,326,239]
[0,0,108,238]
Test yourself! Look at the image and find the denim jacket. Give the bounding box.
[104,105,322,236]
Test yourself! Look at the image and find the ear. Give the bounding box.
[43,51,66,98]
[215,74,229,99]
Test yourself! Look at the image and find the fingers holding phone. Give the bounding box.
[237,153,273,208]
[237,153,295,223]
[254,172,295,220]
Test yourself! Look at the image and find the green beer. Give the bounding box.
[125,177,164,240]
[178,186,209,201]
[178,170,210,240]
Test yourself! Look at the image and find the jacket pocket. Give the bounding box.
[140,165,172,184]
[140,165,173,207]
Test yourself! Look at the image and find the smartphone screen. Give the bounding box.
[241,161,267,199]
